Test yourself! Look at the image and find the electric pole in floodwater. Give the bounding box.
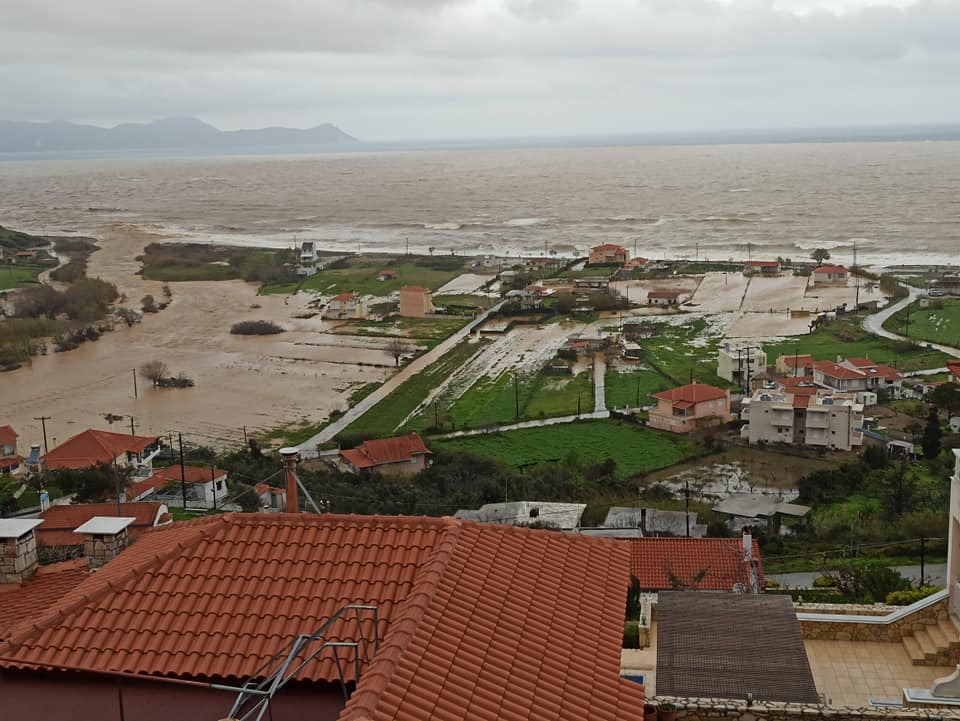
[132,368,138,399]
[34,416,51,454]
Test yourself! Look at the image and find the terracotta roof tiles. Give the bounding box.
[341,432,431,469]
[0,425,17,446]
[35,502,169,547]
[813,264,848,274]
[42,429,160,471]
[628,537,763,591]
[0,513,644,720]
[0,559,90,640]
[813,360,865,380]
[652,382,728,404]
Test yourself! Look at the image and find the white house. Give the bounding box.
[128,465,230,509]
[323,293,368,320]
[717,343,767,387]
[811,265,850,285]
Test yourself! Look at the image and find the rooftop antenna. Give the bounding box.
[854,239,861,309]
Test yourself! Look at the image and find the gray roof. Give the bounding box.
[656,591,820,703]
[602,506,708,538]
[713,493,810,519]
[454,501,586,530]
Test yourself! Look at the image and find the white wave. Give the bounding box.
[504,217,547,226]
[423,222,462,230]
[728,187,751,193]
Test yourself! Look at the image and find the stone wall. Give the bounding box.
[83,529,129,569]
[795,602,897,617]
[0,532,38,584]
[649,696,960,721]
[799,598,948,642]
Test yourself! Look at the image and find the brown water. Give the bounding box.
[1,141,959,267]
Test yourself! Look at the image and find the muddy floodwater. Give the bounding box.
[0,226,391,450]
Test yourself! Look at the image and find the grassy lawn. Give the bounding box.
[0,265,41,290]
[17,486,65,508]
[139,243,294,282]
[605,366,673,409]
[643,319,730,387]
[432,294,493,309]
[333,316,470,343]
[435,419,698,480]
[766,314,951,371]
[340,339,486,438]
[299,258,466,296]
[884,299,960,349]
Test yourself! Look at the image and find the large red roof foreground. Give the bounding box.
[652,382,728,404]
[43,429,160,470]
[35,501,170,547]
[0,513,643,721]
[628,537,763,591]
[0,559,89,640]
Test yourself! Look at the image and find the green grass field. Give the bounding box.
[766,314,951,372]
[0,266,41,290]
[333,316,470,343]
[605,366,673,409]
[643,319,730,387]
[884,299,960,349]
[435,420,698,479]
[299,259,465,296]
[340,339,486,438]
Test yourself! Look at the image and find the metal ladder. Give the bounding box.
[221,604,380,721]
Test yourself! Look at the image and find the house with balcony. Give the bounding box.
[588,243,629,266]
[840,356,903,397]
[717,343,767,387]
[0,425,23,476]
[127,466,230,509]
[649,382,732,433]
[741,388,864,451]
[42,429,163,476]
[775,353,814,378]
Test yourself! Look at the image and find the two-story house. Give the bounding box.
[323,292,368,320]
[0,425,22,476]
[840,356,903,398]
[588,244,629,266]
[649,382,732,433]
[42,429,163,476]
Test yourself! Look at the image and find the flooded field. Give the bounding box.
[0,225,391,449]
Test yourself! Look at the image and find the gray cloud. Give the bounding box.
[1,0,958,139]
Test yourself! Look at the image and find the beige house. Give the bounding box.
[588,244,628,265]
[741,388,864,451]
[340,432,433,477]
[948,450,960,617]
[648,382,732,433]
[717,343,767,387]
[775,354,814,377]
[323,292,367,320]
[399,285,436,318]
[648,290,681,306]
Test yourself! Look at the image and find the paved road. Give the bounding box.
[299,301,505,455]
[769,563,947,590]
[434,410,611,440]
[862,286,960,359]
[593,352,607,413]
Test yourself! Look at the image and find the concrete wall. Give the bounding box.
[648,696,960,721]
[798,597,949,643]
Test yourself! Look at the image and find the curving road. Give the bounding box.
[862,286,960,360]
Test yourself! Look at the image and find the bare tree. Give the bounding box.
[139,360,168,385]
[385,338,413,367]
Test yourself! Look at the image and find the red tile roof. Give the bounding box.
[793,394,812,409]
[35,501,169,547]
[378,269,397,277]
[949,360,960,380]
[42,429,160,471]
[779,375,816,388]
[591,243,628,252]
[782,355,813,368]
[129,465,227,498]
[400,285,431,293]
[0,513,644,721]
[628,537,763,591]
[0,559,89,641]
[341,432,431,470]
[0,425,17,446]
[652,382,728,404]
[648,290,681,299]
[813,360,865,380]
[813,264,848,274]
[330,292,358,302]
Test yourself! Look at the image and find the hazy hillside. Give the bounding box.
[0,117,357,153]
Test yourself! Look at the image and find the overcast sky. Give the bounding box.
[2,0,958,140]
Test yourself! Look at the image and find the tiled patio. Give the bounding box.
[805,639,954,706]
[622,619,658,695]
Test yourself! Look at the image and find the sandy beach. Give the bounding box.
[0,224,391,450]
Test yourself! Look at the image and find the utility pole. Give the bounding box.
[129,416,135,436]
[514,375,520,420]
[132,368,138,399]
[577,393,581,416]
[854,240,861,309]
[684,481,691,538]
[636,375,641,407]
[34,416,51,454]
[113,454,121,516]
[211,463,218,512]
[242,426,248,448]
[920,535,926,586]
[178,433,188,511]
[794,346,800,378]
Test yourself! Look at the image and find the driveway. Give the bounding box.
[862,286,960,359]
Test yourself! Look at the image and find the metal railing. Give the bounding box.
[222,604,380,721]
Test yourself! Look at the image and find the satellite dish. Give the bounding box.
[950,417,960,433]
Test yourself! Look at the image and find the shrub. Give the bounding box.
[230,320,284,335]
[623,621,640,649]
[813,575,836,588]
[885,586,941,606]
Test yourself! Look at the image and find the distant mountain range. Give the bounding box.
[0,117,357,153]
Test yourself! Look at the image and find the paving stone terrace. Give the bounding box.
[649,696,960,721]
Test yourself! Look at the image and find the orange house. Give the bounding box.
[588,244,629,265]
[399,285,436,318]
[649,382,732,433]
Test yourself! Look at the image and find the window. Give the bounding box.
[216,481,223,491]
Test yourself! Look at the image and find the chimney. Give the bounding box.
[280,447,300,513]
[0,519,42,584]
[74,516,135,569]
[742,530,753,562]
